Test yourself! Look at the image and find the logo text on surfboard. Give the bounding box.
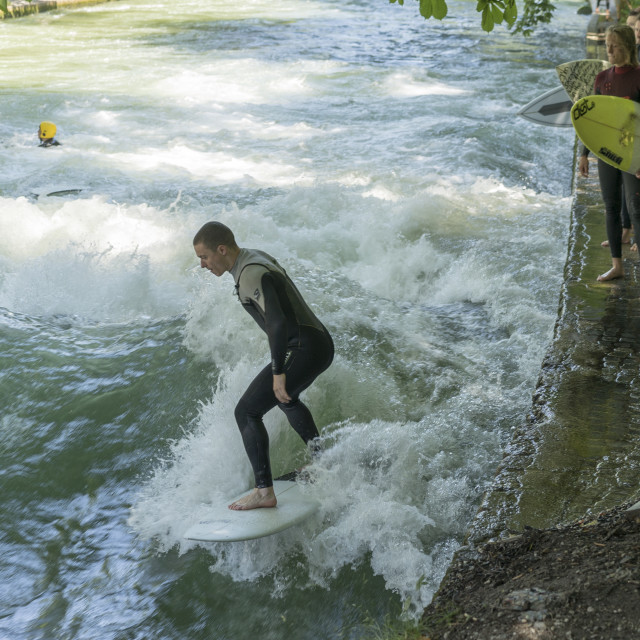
[599,147,623,165]
[572,97,595,120]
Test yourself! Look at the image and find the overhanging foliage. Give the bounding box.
[390,0,557,34]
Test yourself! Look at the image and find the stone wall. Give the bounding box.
[1,0,114,20]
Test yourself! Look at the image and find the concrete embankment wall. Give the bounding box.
[466,12,640,547]
[468,153,640,543]
[0,0,112,19]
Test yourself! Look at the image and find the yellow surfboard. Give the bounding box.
[571,95,640,174]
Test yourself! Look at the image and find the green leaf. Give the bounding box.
[433,0,448,20]
[0,0,8,14]
[420,0,432,18]
[481,5,495,31]
[420,0,433,19]
[476,0,489,10]
[491,3,504,23]
[504,0,518,24]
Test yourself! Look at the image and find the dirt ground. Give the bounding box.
[420,502,640,640]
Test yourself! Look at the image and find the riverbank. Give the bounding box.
[420,38,640,637]
[0,0,112,19]
[418,159,640,639]
[421,501,640,639]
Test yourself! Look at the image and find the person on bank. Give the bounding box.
[193,222,334,510]
[38,121,61,147]
[595,0,610,19]
[579,25,640,282]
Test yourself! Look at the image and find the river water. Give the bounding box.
[1,1,585,638]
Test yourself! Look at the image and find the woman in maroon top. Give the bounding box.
[579,25,640,282]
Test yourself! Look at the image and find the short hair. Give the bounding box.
[606,24,640,67]
[193,221,238,251]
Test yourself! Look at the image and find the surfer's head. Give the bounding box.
[193,222,238,253]
[193,222,240,276]
[38,121,57,140]
[605,25,638,68]
[627,7,640,28]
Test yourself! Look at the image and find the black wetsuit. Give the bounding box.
[582,66,640,257]
[230,248,334,488]
[38,139,61,147]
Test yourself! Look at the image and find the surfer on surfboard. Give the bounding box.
[193,222,334,511]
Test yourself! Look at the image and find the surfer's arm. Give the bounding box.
[261,272,289,376]
[578,156,589,177]
[273,373,291,404]
[579,150,590,177]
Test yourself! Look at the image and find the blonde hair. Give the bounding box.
[606,24,639,67]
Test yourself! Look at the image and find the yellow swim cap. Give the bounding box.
[39,121,57,139]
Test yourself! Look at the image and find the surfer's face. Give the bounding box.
[606,34,631,67]
[194,242,229,277]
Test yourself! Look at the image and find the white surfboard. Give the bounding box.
[183,480,319,542]
[517,85,573,127]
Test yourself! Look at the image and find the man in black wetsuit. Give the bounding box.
[193,222,334,510]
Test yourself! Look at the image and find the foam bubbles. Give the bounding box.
[0,195,197,322]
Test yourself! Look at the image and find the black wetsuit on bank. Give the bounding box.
[230,248,334,488]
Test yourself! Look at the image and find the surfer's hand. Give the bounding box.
[273,373,291,404]
[579,156,589,177]
[636,169,640,180]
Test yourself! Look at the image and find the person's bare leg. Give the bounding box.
[229,486,277,510]
[597,257,624,282]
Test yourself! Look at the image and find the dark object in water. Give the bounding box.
[45,189,83,197]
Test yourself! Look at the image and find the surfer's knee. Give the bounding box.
[234,398,260,431]
[234,400,247,427]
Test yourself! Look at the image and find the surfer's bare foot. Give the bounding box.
[228,487,277,511]
[631,242,638,252]
[597,267,624,282]
[602,233,632,248]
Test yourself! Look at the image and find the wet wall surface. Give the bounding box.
[469,152,640,544]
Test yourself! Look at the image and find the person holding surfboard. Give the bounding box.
[193,222,334,510]
[578,24,640,282]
